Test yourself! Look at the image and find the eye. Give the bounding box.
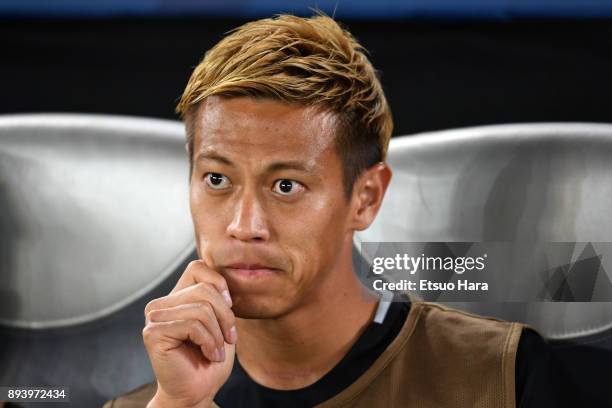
[204,172,231,190]
[272,179,304,196]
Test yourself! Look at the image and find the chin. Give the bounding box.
[231,295,294,320]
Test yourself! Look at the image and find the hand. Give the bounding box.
[143,260,237,407]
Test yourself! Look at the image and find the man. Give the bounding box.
[104,13,561,408]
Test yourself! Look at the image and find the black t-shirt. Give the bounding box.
[215,301,559,408]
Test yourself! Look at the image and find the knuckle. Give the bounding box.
[195,324,209,342]
[143,299,157,316]
[188,319,202,332]
[141,324,157,343]
[199,304,218,327]
[187,261,227,285]
[195,282,216,300]
[196,281,213,292]
[145,309,159,323]
[211,273,229,291]
[201,301,215,316]
[192,322,213,347]
[196,301,212,315]
[186,259,207,276]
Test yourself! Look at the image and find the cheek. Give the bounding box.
[189,183,203,220]
[190,191,208,232]
[190,183,229,225]
[279,197,349,281]
[189,190,228,249]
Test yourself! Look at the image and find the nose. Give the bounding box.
[226,188,270,242]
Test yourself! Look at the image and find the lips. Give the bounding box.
[223,262,280,279]
[226,263,276,270]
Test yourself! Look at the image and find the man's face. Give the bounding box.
[189,96,355,319]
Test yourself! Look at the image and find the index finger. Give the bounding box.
[172,260,232,306]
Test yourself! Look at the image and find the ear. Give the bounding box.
[348,162,392,231]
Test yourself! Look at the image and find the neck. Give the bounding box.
[235,237,378,390]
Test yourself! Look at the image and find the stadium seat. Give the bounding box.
[2,116,611,405]
[0,114,196,406]
[355,123,612,405]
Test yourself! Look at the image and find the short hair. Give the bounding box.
[176,13,393,198]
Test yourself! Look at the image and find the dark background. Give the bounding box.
[1,17,612,136]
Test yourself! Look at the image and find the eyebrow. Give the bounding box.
[196,152,234,167]
[196,151,313,173]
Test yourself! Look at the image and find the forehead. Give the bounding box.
[193,96,339,161]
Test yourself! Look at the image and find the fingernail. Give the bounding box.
[222,290,233,307]
[228,326,238,344]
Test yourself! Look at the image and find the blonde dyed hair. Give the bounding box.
[177,13,393,196]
